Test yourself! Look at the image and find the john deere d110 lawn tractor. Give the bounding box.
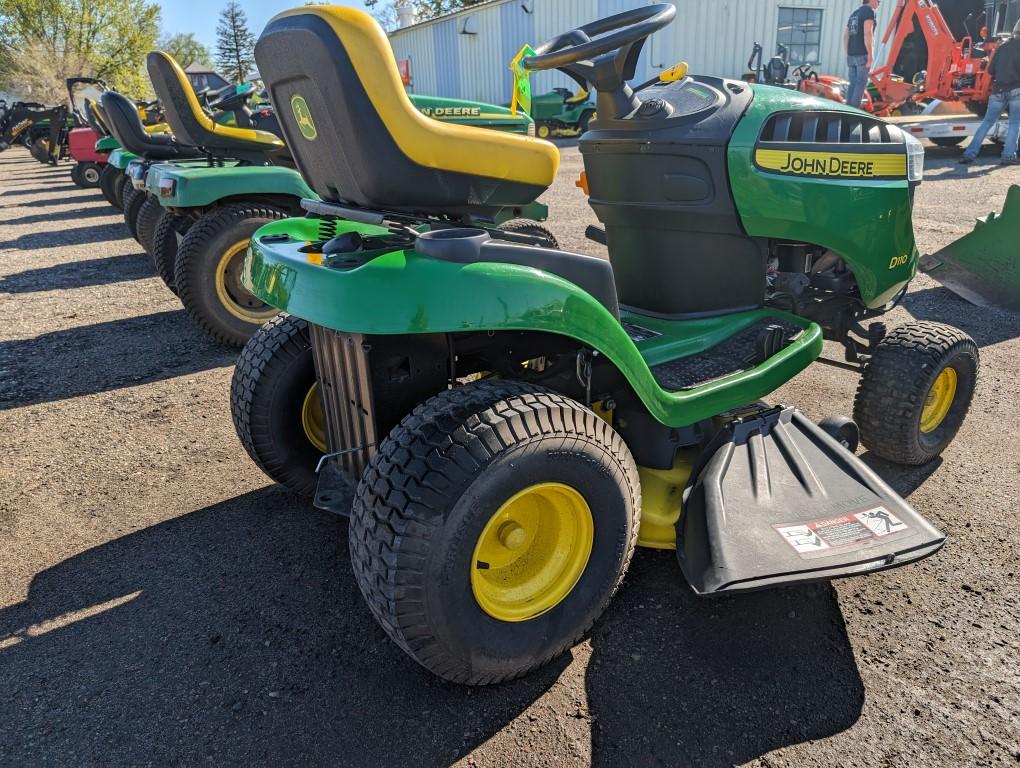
[232,4,979,685]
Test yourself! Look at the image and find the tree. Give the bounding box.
[214,1,255,84]
[365,0,487,25]
[159,32,211,70]
[0,0,161,100]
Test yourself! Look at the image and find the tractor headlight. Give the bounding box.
[904,132,925,184]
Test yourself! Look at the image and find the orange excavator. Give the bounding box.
[870,0,1015,115]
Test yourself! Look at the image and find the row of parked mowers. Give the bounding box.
[6,4,990,686]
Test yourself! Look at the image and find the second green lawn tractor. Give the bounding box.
[232,4,979,685]
[528,86,596,138]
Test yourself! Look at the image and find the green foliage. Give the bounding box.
[0,0,160,101]
[214,0,255,84]
[159,31,211,69]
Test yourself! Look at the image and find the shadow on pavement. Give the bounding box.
[3,205,115,227]
[0,185,90,201]
[0,221,128,250]
[901,287,1020,347]
[0,488,563,765]
[0,310,234,409]
[0,252,153,294]
[586,551,863,767]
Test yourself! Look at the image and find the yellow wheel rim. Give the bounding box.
[301,382,327,452]
[214,239,278,324]
[470,483,593,623]
[537,125,551,139]
[920,367,958,433]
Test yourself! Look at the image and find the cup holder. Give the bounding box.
[416,228,491,263]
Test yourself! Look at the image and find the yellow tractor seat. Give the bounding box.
[565,88,590,106]
[84,98,110,137]
[254,6,559,213]
[146,51,285,160]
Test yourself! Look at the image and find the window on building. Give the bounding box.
[777,7,823,65]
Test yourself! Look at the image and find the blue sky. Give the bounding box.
[160,0,373,50]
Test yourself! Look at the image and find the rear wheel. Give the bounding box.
[79,162,102,187]
[497,219,559,248]
[99,164,124,210]
[135,196,164,256]
[577,110,595,134]
[349,380,641,685]
[175,203,287,347]
[121,186,146,242]
[231,313,323,497]
[854,322,979,465]
[70,164,85,187]
[151,211,190,295]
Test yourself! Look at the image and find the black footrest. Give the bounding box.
[651,318,803,391]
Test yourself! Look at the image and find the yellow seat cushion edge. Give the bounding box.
[270,6,559,187]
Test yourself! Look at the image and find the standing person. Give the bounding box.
[960,20,1020,166]
[845,0,880,109]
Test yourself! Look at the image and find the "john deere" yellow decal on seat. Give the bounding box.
[291,95,317,141]
[754,148,907,179]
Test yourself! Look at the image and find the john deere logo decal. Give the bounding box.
[290,95,317,141]
[754,148,907,179]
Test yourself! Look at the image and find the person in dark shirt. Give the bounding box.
[960,21,1020,165]
[845,0,880,109]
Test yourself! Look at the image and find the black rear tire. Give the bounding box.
[231,314,322,497]
[175,203,287,347]
[496,220,559,248]
[930,137,965,148]
[577,110,595,134]
[151,210,190,295]
[99,164,123,210]
[350,380,641,685]
[854,322,979,465]
[135,196,164,256]
[79,162,101,187]
[122,186,146,242]
[70,163,85,187]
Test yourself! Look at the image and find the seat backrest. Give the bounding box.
[99,90,200,159]
[254,6,558,213]
[83,98,109,137]
[146,51,285,160]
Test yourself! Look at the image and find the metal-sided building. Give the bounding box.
[387,0,904,105]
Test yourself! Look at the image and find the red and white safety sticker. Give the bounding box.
[774,507,909,555]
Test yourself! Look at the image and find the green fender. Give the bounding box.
[95,136,120,153]
[730,86,917,309]
[144,162,316,208]
[106,148,138,170]
[244,217,822,427]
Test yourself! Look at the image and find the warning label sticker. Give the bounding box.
[621,321,662,343]
[774,507,909,556]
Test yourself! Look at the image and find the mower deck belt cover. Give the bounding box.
[680,406,945,594]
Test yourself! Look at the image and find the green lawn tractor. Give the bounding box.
[133,50,551,348]
[234,5,981,686]
[528,86,596,138]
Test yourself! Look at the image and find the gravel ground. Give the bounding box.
[1,142,1018,767]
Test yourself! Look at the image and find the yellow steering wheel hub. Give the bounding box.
[920,367,957,433]
[471,482,593,622]
[301,382,327,452]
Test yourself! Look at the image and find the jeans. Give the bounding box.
[963,87,1020,160]
[846,54,869,109]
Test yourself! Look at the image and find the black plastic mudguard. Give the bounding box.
[678,406,945,594]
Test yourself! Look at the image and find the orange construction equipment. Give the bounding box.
[871,0,1011,114]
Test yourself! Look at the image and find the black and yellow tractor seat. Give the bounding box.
[146,51,287,166]
[100,90,202,160]
[83,98,110,138]
[254,6,560,216]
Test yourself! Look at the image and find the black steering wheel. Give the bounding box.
[522,4,676,121]
[793,64,817,82]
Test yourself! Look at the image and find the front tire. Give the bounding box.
[349,381,641,685]
[135,196,164,256]
[175,203,287,347]
[79,162,102,187]
[121,186,146,242]
[854,322,979,465]
[231,314,324,497]
[99,164,124,210]
[151,211,190,295]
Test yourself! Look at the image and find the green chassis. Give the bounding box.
[240,85,917,427]
[529,90,596,132]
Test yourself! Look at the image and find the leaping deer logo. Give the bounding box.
[290,95,318,141]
